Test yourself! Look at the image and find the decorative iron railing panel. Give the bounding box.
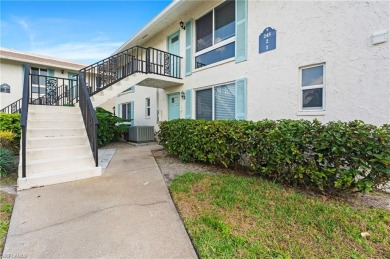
[80,46,182,96]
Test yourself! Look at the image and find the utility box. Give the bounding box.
[129,126,155,143]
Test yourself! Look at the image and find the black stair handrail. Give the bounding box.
[78,72,99,167]
[20,64,30,178]
[0,98,22,114]
[80,46,182,97]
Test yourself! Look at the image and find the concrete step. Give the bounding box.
[29,112,82,121]
[27,136,88,148]
[17,166,102,190]
[25,155,95,175]
[26,144,91,160]
[29,105,79,113]
[29,119,84,129]
[27,128,86,138]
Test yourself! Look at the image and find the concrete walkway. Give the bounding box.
[3,143,197,258]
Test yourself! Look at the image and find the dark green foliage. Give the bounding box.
[158,119,390,193]
[95,107,129,147]
[0,148,15,177]
[0,113,21,141]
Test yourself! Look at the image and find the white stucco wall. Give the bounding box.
[0,60,24,109]
[115,86,158,127]
[118,0,389,126]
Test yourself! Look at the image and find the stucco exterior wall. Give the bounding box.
[117,0,389,126]
[115,86,158,127]
[0,60,24,109]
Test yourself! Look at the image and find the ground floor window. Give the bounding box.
[300,64,325,110]
[196,82,235,120]
[145,98,151,117]
[121,103,132,121]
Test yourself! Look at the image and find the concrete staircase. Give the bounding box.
[17,105,102,190]
[91,75,141,107]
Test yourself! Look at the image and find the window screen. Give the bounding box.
[215,83,235,120]
[196,88,213,120]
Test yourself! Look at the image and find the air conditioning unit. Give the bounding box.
[129,126,155,143]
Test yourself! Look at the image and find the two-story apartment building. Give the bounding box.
[113,0,389,126]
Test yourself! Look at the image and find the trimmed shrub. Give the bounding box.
[157,119,390,193]
[0,147,15,177]
[0,130,18,154]
[0,113,21,140]
[96,107,129,147]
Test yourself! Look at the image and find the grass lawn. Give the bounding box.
[170,173,390,258]
[0,171,17,254]
[0,191,15,253]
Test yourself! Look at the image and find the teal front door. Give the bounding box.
[168,93,180,120]
[168,31,180,77]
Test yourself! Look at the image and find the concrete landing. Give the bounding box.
[3,143,197,259]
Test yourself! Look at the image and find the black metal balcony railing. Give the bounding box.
[80,46,182,96]
[29,74,79,106]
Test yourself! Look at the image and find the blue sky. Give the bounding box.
[0,0,171,64]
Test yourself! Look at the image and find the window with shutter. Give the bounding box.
[195,81,241,120]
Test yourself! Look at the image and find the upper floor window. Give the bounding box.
[31,67,48,94]
[300,64,325,111]
[0,83,10,93]
[195,0,235,68]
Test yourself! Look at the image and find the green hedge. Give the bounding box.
[0,112,21,140]
[96,107,128,147]
[157,119,390,193]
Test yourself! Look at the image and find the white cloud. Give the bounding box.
[32,40,124,63]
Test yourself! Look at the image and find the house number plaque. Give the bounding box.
[259,27,276,53]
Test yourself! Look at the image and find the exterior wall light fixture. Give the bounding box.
[179,21,185,30]
[181,91,186,100]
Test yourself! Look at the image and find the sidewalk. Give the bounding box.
[3,143,197,258]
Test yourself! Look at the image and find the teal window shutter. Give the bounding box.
[235,78,247,120]
[130,101,134,125]
[185,89,192,119]
[117,104,121,118]
[48,69,54,77]
[235,0,248,63]
[185,19,193,76]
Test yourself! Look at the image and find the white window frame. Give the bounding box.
[195,81,235,120]
[194,1,236,65]
[299,63,326,112]
[145,97,151,118]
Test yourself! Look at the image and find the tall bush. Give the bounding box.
[0,147,15,177]
[0,113,21,140]
[0,130,18,154]
[96,107,129,147]
[157,119,390,193]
